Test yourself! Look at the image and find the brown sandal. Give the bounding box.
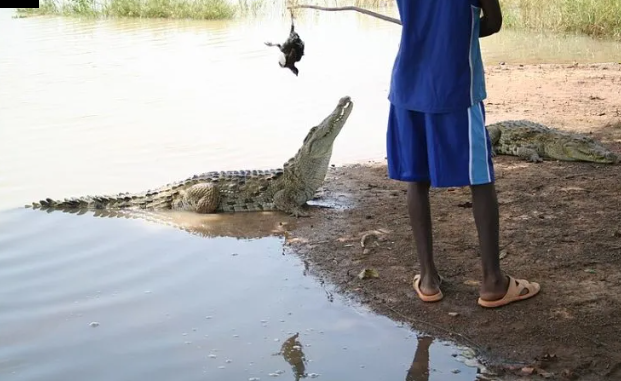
[477,275,540,308]
[413,274,444,302]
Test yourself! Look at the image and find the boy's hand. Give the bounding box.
[479,0,503,37]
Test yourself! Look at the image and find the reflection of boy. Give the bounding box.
[386,0,540,308]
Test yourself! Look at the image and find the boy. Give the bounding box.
[386,0,540,307]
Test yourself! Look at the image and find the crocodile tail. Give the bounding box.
[29,187,179,211]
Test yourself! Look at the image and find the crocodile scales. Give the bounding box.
[28,96,354,217]
[486,120,619,164]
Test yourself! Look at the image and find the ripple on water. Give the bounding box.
[0,207,481,381]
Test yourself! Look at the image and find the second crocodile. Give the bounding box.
[486,120,619,164]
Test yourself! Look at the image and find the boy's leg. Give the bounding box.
[407,181,441,297]
[425,102,540,306]
[386,104,441,298]
[471,182,507,300]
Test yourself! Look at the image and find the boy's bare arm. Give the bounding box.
[479,0,503,37]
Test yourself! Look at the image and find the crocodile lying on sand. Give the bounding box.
[486,120,619,164]
[28,96,354,217]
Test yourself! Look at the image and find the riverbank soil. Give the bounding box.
[287,63,621,380]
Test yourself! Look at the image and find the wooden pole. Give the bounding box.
[288,4,402,25]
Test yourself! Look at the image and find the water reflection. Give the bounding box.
[25,207,298,240]
[271,332,464,381]
[278,332,308,380]
[406,336,434,381]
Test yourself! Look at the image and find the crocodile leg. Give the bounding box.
[515,146,544,163]
[179,183,221,213]
[273,189,310,218]
[486,125,501,158]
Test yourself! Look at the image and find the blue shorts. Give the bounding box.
[386,101,495,188]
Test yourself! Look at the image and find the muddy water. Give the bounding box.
[0,206,484,381]
[1,5,620,381]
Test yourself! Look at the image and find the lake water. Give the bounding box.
[1,5,620,381]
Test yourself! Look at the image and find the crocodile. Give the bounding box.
[486,120,619,164]
[28,96,354,218]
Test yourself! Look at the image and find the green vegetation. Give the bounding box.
[16,0,386,20]
[17,0,239,20]
[15,0,621,40]
[500,0,621,40]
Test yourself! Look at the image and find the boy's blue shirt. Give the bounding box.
[388,0,487,113]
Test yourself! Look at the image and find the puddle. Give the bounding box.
[0,207,485,380]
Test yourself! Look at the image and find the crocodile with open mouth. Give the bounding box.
[28,96,354,218]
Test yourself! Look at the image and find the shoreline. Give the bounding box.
[286,62,621,380]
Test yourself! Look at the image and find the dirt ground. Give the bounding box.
[286,63,621,380]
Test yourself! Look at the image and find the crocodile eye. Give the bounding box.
[303,127,317,144]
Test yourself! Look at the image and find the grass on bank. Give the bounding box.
[500,0,621,40]
[15,0,384,20]
[16,0,239,20]
[15,0,621,40]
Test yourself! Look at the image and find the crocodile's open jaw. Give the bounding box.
[29,96,355,217]
[301,96,353,158]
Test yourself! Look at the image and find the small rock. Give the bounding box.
[358,268,379,279]
[451,369,461,374]
[499,249,508,259]
[360,232,381,247]
[561,369,577,379]
[448,312,459,317]
[521,366,535,375]
[308,373,320,378]
[461,348,476,359]
[541,353,557,361]
[540,371,554,379]
[464,358,479,368]
[208,354,217,359]
[89,322,100,327]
